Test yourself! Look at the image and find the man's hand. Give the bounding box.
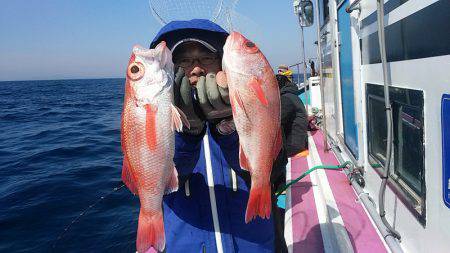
[195,72,232,120]
[174,67,235,135]
[174,67,205,135]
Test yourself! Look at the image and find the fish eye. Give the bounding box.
[127,62,145,81]
[245,41,255,48]
[130,65,140,74]
[243,40,259,54]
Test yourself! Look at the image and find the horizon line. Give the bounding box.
[0,70,312,83]
[0,76,126,83]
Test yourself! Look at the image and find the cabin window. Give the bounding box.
[319,0,330,27]
[367,95,387,165]
[366,83,426,224]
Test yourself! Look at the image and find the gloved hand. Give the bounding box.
[174,67,205,135]
[174,67,235,135]
[195,72,232,120]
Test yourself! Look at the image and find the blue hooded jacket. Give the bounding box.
[152,19,275,253]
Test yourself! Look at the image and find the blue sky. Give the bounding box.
[0,0,318,81]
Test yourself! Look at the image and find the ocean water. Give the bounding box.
[0,79,140,252]
[291,73,307,85]
[0,76,310,252]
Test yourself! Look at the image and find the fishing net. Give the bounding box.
[148,0,261,40]
[149,0,226,25]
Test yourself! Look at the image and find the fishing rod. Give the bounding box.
[52,183,126,249]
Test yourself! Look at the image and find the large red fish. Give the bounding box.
[222,32,282,223]
[121,42,188,252]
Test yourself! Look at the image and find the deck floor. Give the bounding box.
[285,131,388,253]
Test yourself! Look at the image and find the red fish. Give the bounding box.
[222,32,282,223]
[121,42,189,252]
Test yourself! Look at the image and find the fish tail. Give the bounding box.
[245,183,272,223]
[136,210,165,253]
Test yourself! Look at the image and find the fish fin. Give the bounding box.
[121,156,138,196]
[245,183,272,223]
[272,129,283,160]
[145,104,158,151]
[234,90,245,110]
[239,145,251,171]
[177,106,190,130]
[136,210,165,253]
[165,166,179,194]
[155,41,171,69]
[230,90,237,115]
[232,90,249,118]
[171,104,190,132]
[248,76,268,106]
[230,91,237,115]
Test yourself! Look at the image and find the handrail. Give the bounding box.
[288,62,304,68]
[346,0,362,13]
[288,58,317,69]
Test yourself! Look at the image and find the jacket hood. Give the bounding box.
[150,19,229,53]
[280,82,300,96]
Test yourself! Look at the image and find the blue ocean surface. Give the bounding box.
[0,79,140,252]
[291,73,307,85]
[291,73,311,105]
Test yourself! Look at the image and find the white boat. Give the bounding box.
[283,0,450,252]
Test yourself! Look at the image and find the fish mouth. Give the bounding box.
[228,32,241,50]
[223,32,240,68]
[229,31,239,41]
[133,45,155,58]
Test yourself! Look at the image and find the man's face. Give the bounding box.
[173,42,222,85]
[278,68,288,74]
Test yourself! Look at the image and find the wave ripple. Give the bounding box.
[0,78,139,252]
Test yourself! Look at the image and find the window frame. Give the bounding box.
[319,0,331,29]
[366,83,426,226]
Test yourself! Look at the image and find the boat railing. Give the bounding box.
[287,58,317,87]
[346,0,362,13]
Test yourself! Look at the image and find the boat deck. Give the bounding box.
[285,130,389,253]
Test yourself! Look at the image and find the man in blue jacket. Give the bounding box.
[149,19,280,252]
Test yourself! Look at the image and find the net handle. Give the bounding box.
[149,0,168,25]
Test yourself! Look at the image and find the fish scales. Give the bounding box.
[121,42,187,253]
[223,32,282,223]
